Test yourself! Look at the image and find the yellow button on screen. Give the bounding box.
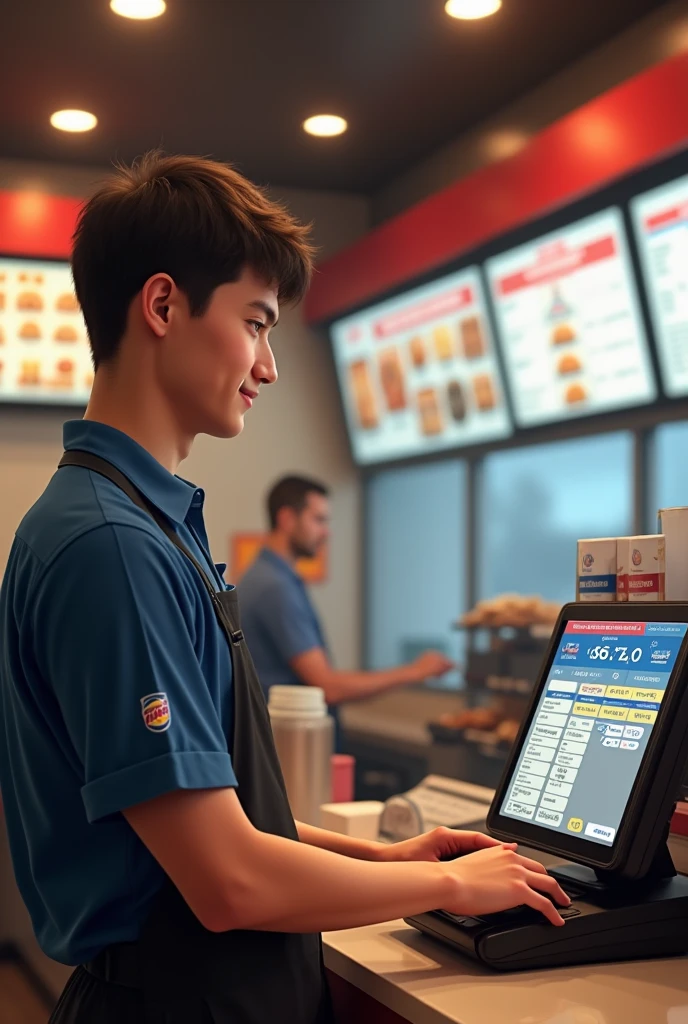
[567,817,583,833]
[628,708,658,724]
[606,686,632,700]
[572,702,599,717]
[631,689,663,703]
[598,705,629,721]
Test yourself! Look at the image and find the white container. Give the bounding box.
[658,507,688,600]
[320,801,384,841]
[268,686,334,827]
[618,534,666,601]
[615,536,630,602]
[576,538,617,601]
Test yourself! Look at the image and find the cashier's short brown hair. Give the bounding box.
[268,476,329,530]
[71,152,315,368]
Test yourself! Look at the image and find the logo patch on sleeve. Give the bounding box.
[141,693,171,733]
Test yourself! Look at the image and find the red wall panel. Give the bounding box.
[0,190,80,260]
[304,52,688,324]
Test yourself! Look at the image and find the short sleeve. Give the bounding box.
[32,523,236,823]
[258,580,323,662]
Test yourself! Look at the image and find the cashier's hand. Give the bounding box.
[378,829,569,926]
[447,844,570,926]
[409,650,455,682]
[377,826,501,865]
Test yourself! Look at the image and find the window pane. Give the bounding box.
[478,432,633,605]
[366,460,466,686]
[653,421,688,517]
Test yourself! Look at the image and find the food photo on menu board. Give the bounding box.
[631,172,688,398]
[0,256,93,406]
[329,267,512,465]
[485,208,656,428]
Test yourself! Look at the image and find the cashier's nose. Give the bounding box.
[255,338,278,385]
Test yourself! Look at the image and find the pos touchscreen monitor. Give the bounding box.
[406,603,688,970]
[487,604,688,880]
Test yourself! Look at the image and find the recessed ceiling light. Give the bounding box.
[50,110,98,133]
[445,0,502,20]
[110,0,166,20]
[303,115,348,138]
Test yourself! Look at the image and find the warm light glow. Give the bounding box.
[50,110,98,133]
[303,115,348,138]
[483,129,529,162]
[445,0,502,20]
[15,192,50,228]
[110,0,166,18]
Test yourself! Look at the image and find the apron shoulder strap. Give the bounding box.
[58,449,220,603]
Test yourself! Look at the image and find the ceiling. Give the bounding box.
[0,0,672,193]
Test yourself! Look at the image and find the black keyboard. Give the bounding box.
[440,885,584,929]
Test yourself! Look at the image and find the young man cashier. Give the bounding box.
[0,153,568,1024]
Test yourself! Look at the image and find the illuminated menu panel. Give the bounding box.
[486,208,656,427]
[501,619,687,846]
[330,267,512,465]
[631,173,688,397]
[0,257,91,405]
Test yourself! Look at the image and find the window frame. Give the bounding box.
[361,406,688,682]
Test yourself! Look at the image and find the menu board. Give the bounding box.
[330,267,512,465]
[631,173,688,397]
[0,256,92,406]
[486,208,656,427]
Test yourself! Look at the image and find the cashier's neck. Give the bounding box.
[84,355,192,475]
[265,531,298,568]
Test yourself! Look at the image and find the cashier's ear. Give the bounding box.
[140,274,177,338]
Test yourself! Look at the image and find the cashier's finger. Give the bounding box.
[525,870,570,906]
[521,888,565,927]
[455,831,505,851]
[512,853,549,874]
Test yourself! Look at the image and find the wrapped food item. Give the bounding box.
[495,719,520,745]
[460,594,561,629]
[437,707,501,732]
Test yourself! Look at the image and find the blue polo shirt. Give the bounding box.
[0,421,236,966]
[239,548,327,699]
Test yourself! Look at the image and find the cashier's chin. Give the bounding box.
[203,408,248,440]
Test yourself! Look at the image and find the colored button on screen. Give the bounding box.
[628,708,657,724]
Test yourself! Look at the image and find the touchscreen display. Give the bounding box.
[329,267,512,466]
[0,256,92,406]
[631,173,688,398]
[501,619,688,845]
[485,208,656,427]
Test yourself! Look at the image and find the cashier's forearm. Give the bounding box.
[296,820,384,860]
[232,829,453,933]
[291,647,415,703]
[315,666,415,703]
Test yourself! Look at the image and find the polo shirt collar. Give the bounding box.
[63,420,198,525]
[258,546,303,584]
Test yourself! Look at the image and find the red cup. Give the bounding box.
[331,754,355,803]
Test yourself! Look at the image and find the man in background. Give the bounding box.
[239,475,454,714]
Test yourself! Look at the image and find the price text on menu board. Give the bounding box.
[632,173,688,398]
[501,619,687,846]
[486,208,656,427]
[0,257,92,406]
[330,267,512,465]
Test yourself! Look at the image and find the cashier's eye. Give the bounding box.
[247,319,264,337]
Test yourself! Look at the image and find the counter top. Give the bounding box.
[323,919,688,1024]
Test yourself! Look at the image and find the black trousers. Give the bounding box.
[49,967,214,1024]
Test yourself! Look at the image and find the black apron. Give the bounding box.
[49,451,331,1024]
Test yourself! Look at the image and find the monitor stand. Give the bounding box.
[551,839,677,893]
[406,843,688,971]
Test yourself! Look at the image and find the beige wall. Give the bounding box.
[0,162,368,666]
[372,0,688,224]
[0,159,368,994]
